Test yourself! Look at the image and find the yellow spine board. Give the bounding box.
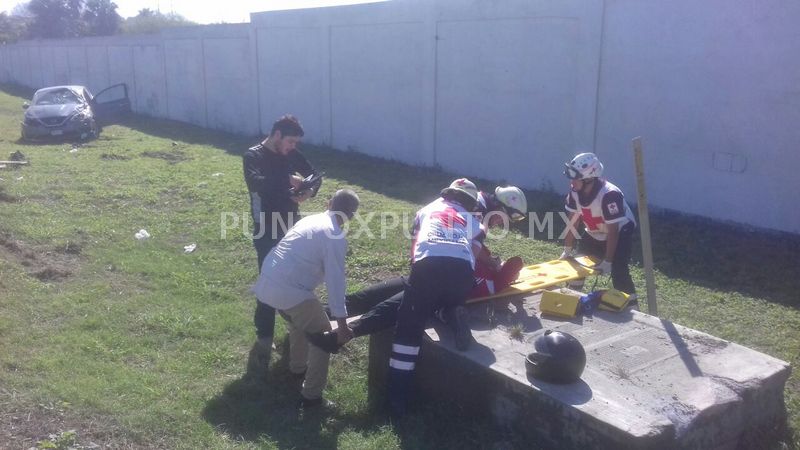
[467,256,597,304]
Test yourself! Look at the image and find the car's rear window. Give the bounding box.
[33,89,82,106]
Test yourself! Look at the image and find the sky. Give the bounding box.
[0,0,386,24]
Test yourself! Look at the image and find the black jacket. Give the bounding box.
[243,144,316,233]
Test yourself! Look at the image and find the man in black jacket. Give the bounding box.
[243,114,320,380]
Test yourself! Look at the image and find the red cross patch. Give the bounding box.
[431,207,467,229]
[581,208,603,231]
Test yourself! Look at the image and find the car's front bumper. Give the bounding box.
[21,119,96,139]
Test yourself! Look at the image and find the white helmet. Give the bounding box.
[564,152,603,180]
[494,186,527,222]
[441,178,479,208]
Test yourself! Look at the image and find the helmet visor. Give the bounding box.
[504,205,526,222]
[564,164,581,180]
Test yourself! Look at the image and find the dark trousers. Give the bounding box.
[351,290,404,337]
[579,222,636,294]
[346,276,407,317]
[387,257,474,416]
[253,224,283,340]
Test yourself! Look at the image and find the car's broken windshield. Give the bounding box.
[33,89,80,106]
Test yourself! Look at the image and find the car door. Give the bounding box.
[91,83,131,124]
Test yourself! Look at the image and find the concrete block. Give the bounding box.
[367,292,790,449]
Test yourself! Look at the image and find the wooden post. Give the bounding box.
[632,137,658,315]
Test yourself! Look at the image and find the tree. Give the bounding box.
[26,0,84,39]
[120,9,196,35]
[0,11,31,43]
[82,0,120,36]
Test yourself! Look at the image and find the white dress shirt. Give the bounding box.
[251,211,349,318]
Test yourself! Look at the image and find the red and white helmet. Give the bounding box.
[564,152,604,180]
[494,186,527,222]
[441,178,479,206]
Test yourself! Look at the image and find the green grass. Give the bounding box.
[0,83,798,449]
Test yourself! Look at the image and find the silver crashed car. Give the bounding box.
[21,84,131,141]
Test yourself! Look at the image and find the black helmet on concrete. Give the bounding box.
[526,330,586,383]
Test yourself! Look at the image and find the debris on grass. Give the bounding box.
[507,323,525,342]
[183,243,197,253]
[611,365,631,380]
[134,229,150,240]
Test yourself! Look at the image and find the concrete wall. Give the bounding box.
[596,0,800,232]
[1,0,798,233]
[0,25,258,135]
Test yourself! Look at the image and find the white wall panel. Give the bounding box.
[108,46,137,111]
[330,22,427,164]
[86,46,111,94]
[204,37,258,135]
[164,39,206,126]
[133,45,167,117]
[257,27,325,142]
[435,17,580,188]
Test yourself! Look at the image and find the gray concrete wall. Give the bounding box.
[596,0,800,232]
[1,0,798,233]
[0,25,257,135]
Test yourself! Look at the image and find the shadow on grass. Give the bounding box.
[113,113,531,207]
[641,211,800,308]
[0,83,36,100]
[71,105,800,308]
[202,339,381,449]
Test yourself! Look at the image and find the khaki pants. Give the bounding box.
[279,298,332,400]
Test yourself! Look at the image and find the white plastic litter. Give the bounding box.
[183,243,197,253]
[211,172,224,177]
[134,229,151,240]
[15,176,23,181]
[69,148,79,153]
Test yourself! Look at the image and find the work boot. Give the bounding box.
[306,331,341,354]
[298,396,336,411]
[448,306,473,351]
[245,337,272,381]
[627,294,640,311]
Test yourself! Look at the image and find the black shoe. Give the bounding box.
[450,306,473,351]
[299,396,334,409]
[306,331,340,354]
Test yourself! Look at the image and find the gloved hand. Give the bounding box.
[559,247,576,260]
[593,260,612,274]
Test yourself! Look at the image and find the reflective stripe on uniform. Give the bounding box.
[392,344,420,356]
[389,358,415,370]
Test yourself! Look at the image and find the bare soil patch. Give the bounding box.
[0,189,17,203]
[100,153,131,161]
[140,150,190,164]
[0,392,162,450]
[0,233,80,282]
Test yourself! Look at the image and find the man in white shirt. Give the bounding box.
[252,189,359,407]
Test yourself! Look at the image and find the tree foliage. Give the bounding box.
[26,0,85,38]
[83,0,121,36]
[0,12,31,43]
[2,1,192,40]
[120,9,196,35]
[17,0,121,39]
